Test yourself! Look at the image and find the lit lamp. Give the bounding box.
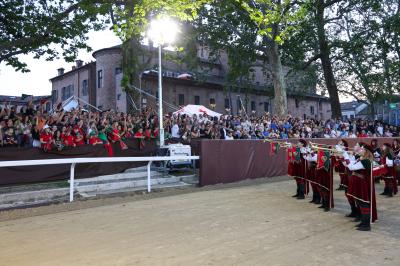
[148,17,178,147]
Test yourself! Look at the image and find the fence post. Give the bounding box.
[147,161,152,192]
[69,163,76,202]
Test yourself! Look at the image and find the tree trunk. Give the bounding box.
[269,41,288,118]
[315,0,342,118]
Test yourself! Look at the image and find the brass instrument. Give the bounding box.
[264,139,294,148]
[309,142,357,157]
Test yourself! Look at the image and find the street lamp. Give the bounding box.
[148,17,178,147]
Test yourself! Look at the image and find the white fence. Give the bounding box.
[0,156,200,202]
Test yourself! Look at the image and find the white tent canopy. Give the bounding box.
[173,104,222,118]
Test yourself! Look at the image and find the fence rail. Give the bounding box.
[0,156,200,202]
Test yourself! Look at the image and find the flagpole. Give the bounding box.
[370,160,373,224]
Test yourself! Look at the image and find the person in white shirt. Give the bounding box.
[225,131,234,140]
[342,143,377,231]
[304,149,320,204]
[171,123,180,139]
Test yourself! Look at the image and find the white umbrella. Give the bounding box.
[173,104,222,118]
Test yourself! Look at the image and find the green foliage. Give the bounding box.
[0,0,112,72]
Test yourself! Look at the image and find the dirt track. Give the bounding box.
[0,177,399,266]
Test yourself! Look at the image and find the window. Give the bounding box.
[117,94,121,100]
[251,101,256,111]
[319,100,322,109]
[97,70,103,88]
[310,106,315,115]
[61,87,66,101]
[224,98,230,109]
[194,95,200,105]
[178,94,185,106]
[264,102,269,112]
[82,80,88,96]
[61,85,74,101]
[115,67,122,75]
[295,99,299,108]
[52,90,58,103]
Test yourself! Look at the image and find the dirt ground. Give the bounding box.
[0,176,400,266]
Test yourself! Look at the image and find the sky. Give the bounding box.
[0,29,121,97]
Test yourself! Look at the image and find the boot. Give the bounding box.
[346,205,358,218]
[386,187,393,197]
[314,193,321,204]
[356,214,371,231]
[356,204,371,231]
[324,199,330,212]
[380,187,388,195]
[297,184,305,199]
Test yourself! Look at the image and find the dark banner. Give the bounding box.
[198,138,398,186]
[0,139,157,186]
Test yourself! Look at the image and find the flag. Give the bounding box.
[270,142,280,156]
[317,150,330,171]
[294,147,301,162]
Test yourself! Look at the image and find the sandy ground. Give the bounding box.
[0,176,400,266]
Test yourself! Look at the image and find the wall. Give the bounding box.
[198,138,397,186]
[93,49,122,110]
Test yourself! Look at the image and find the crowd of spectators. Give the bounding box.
[0,101,399,150]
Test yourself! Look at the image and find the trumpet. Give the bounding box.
[310,144,357,156]
[264,139,294,148]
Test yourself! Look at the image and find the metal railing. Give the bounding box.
[0,156,200,202]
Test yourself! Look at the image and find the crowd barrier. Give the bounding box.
[0,139,157,186]
[0,155,200,202]
[197,138,398,186]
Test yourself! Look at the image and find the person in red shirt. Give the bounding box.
[134,128,146,150]
[134,128,145,139]
[109,122,128,150]
[152,126,159,138]
[62,129,76,147]
[40,125,54,151]
[144,126,151,139]
[73,127,85,146]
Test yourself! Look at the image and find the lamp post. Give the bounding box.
[148,18,178,147]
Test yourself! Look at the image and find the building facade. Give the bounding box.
[50,44,332,119]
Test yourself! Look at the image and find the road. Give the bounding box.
[0,177,399,266]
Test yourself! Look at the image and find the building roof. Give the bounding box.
[340,101,365,111]
[49,61,96,82]
[92,45,122,58]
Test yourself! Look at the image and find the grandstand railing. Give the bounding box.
[0,156,200,202]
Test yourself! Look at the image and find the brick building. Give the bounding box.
[50,44,331,119]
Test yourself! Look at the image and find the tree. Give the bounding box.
[329,0,400,117]
[0,0,208,73]
[194,0,309,117]
[0,0,113,72]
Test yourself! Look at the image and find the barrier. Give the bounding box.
[198,138,398,186]
[0,156,200,202]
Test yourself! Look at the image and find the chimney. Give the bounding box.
[76,60,83,68]
[57,68,65,76]
[72,66,76,70]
